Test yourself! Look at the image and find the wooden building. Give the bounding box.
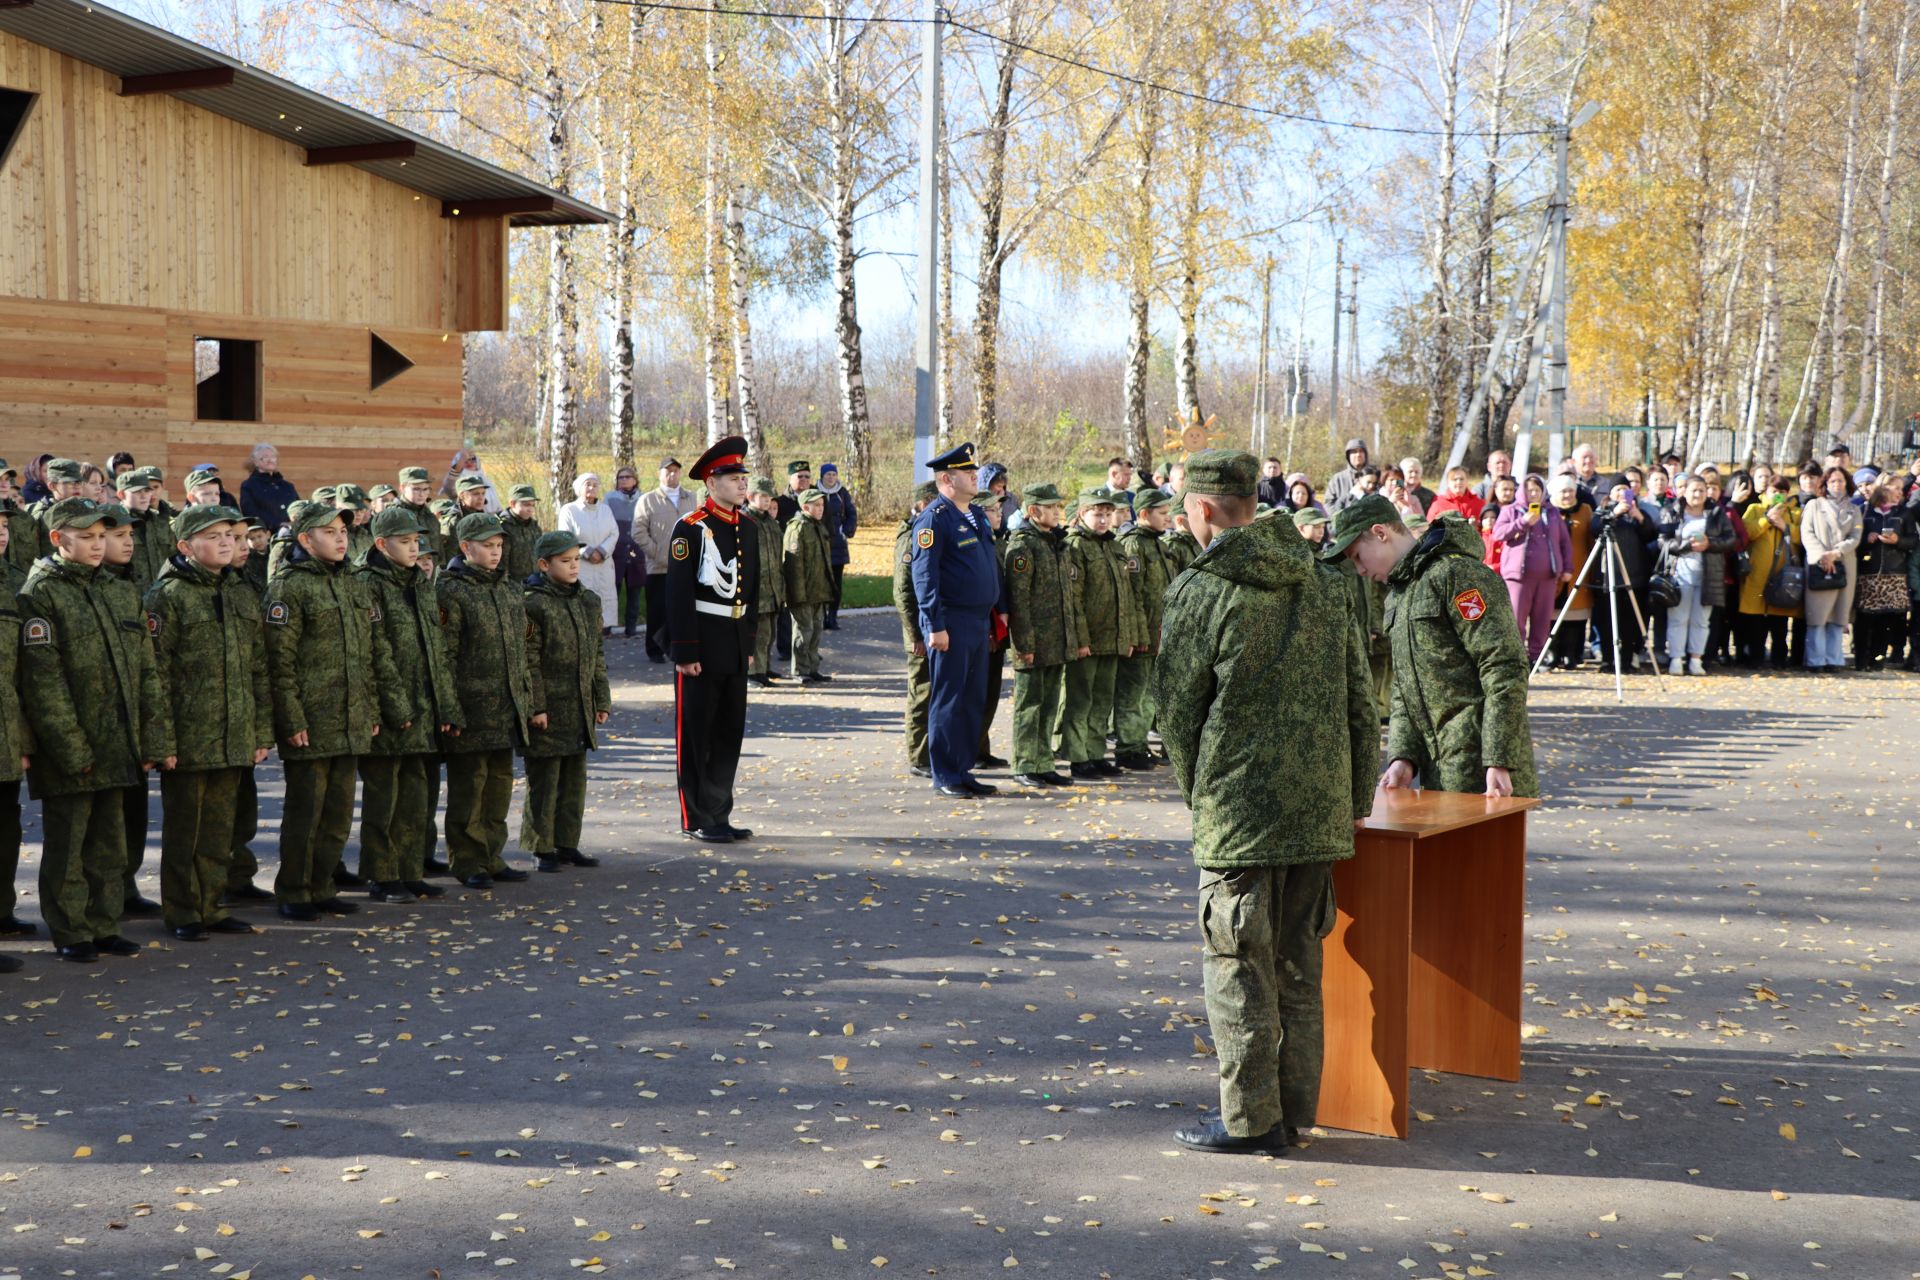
[0,0,604,493]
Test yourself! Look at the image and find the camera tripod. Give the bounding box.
[1529,520,1665,703]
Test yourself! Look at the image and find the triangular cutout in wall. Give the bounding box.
[371,331,415,391]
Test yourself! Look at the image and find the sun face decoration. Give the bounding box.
[1162,408,1226,457]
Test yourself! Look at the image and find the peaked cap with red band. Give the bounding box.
[689,435,751,482]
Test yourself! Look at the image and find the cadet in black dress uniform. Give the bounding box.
[667,437,759,843]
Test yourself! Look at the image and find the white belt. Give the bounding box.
[695,599,746,619]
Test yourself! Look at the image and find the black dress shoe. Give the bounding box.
[492,867,530,883]
[277,902,319,922]
[170,924,210,942]
[56,941,99,963]
[938,784,978,799]
[367,882,417,903]
[1172,1118,1291,1154]
[423,857,452,876]
[1041,771,1073,786]
[1095,760,1122,777]
[331,867,368,889]
[764,671,784,682]
[975,753,1009,769]
[750,675,773,688]
[1115,753,1154,771]
[405,881,446,898]
[801,672,832,684]
[224,883,274,904]
[315,898,360,916]
[207,917,258,935]
[461,873,494,890]
[723,827,751,843]
[96,935,141,957]
[120,895,163,918]
[649,651,667,664]
[536,856,563,873]
[558,847,601,866]
[1069,762,1103,779]
[0,914,38,937]
[681,826,735,843]
[963,779,998,796]
[0,953,21,973]
[908,764,932,778]
[1014,773,1056,788]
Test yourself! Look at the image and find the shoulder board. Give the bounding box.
[684,509,710,524]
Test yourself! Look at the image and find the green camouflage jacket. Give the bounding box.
[747,509,784,615]
[354,550,459,757]
[1064,525,1145,657]
[27,498,57,559]
[237,551,268,599]
[346,520,375,566]
[1,500,36,575]
[892,520,919,649]
[126,509,172,591]
[266,531,294,582]
[782,514,835,606]
[502,512,543,585]
[1003,525,1073,670]
[19,555,173,798]
[143,554,273,770]
[436,558,535,753]
[523,574,613,757]
[0,559,27,783]
[1155,514,1377,868]
[265,553,406,759]
[1117,524,1175,652]
[1384,515,1539,796]
[1161,527,1200,576]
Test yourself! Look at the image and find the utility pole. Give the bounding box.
[1346,263,1359,423]
[911,0,944,474]
[1329,237,1343,445]
[1254,256,1273,455]
[1547,102,1600,470]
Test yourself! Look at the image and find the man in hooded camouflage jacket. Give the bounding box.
[146,505,273,937]
[1002,484,1073,787]
[353,505,460,902]
[438,511,537,887]
[1155,450,1377,1155]
[520,529,612,871]
[266,502,408,918]
[1060,488,1145,777]
[1324,494,1538,798]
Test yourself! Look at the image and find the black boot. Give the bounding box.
[1172,1118,1291,1154]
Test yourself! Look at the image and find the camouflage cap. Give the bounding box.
[310,485,339,505]
[1321,491,1401,560]
[1076,485,1116,508]
[507,483,538,504]
[45,497,114,530]
[750,476,776,498]
[1290,506,1330,530]
[798,488,826,505]
[136,466,164,488]
[398,465,430,485]
[1404,512,1430,536]
[1181,449,1258,498]
[1022,483,1065,506]
[184,468,222,491]
[0,458,14,478]
[1134,488,1173,512]
[912,481,939,504]
[454,511,506,543]
[430,498,458,519]
[370,506,422,540]
[369,483,398,502]
[112,469,147,495]
[172,504,239,541]
[335,483,369,508]
[46,458,84,485]
[534,529,586,560]
[96,502,134,529]
[455,473,490,494]
[288,501,345,538]
[786,460,811,476]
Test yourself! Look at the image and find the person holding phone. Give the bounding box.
[1659,474,1739,675]
[1491,474,1572,664]
[1736,477,1802,667]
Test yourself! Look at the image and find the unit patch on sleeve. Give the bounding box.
[267,601,291,626]
[22,618,50,647]
[671,537,691,561]
[1452,588,1487,622]
[917,528,935,550]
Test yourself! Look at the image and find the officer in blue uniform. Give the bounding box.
[910,442,1004,798]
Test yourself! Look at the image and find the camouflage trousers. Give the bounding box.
[1370,652,1392,721]
[1197,862,1338,1138]
[39,789,126,948]
[226,767,260,892]
[276,755,358,905]
[978,647,1006,759]
[1011,664,1064,776]
[790,603,825,677]
[445,748,514,878]
[521,752,587,854]
[1061,655,1118,764]
[753,608,779,676]
[160,767,241,928]
[0,779,19,920]
[122,774,152,903]
[358,753,432,883]
[421,754,444,866]
[1112,652,1156,756]
[903,650,930,770]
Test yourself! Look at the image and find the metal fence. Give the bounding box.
[1558,423,1919,471]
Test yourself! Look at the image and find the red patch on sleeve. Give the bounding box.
[1453,588,1487,621]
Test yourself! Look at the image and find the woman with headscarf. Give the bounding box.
[560,472,620,633]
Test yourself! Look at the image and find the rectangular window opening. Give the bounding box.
[0,87,35,173]
[194,337,263,422]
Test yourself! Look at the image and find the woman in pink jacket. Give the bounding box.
[1491,474,1574,662]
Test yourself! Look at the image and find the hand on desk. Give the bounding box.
[1379,759,1416,790]
[1483,767,1513,797]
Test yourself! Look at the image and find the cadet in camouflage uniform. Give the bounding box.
[501,484,545,584]
[1325,493,1539,797]
[442,475,491,564]
[146,506,273,938]
[1162,511,1201,576]
[782,488,835,682]
[746,478,787,687]
[1113,489,1175,769]
[394,466,437,535]
[391,467,451,875]
[118,470,172,592]
[223,516,275,903]
[1061,488,1145,778]
[0,459,36,577]
[265,502,407,919]
[437,512,536,888]
[973,495,1010,768]
[520,530,612,871]
[336,484,376,564]
[893,482,938,776]
[1003,483,1072,787]
[21,499,174,962]
[99,502,165,918]
[29,458,88,557]
[354,506,459,902]
[1155,451,1378,1154]
[0,531,29,947]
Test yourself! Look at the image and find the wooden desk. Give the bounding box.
[1316,788,1537,1139]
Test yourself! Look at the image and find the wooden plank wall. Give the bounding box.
[0,30,508,334]
[0,296,462,494]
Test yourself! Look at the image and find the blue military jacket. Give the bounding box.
[909,494,1001,634]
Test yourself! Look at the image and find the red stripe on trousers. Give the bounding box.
[675,669,689,832]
